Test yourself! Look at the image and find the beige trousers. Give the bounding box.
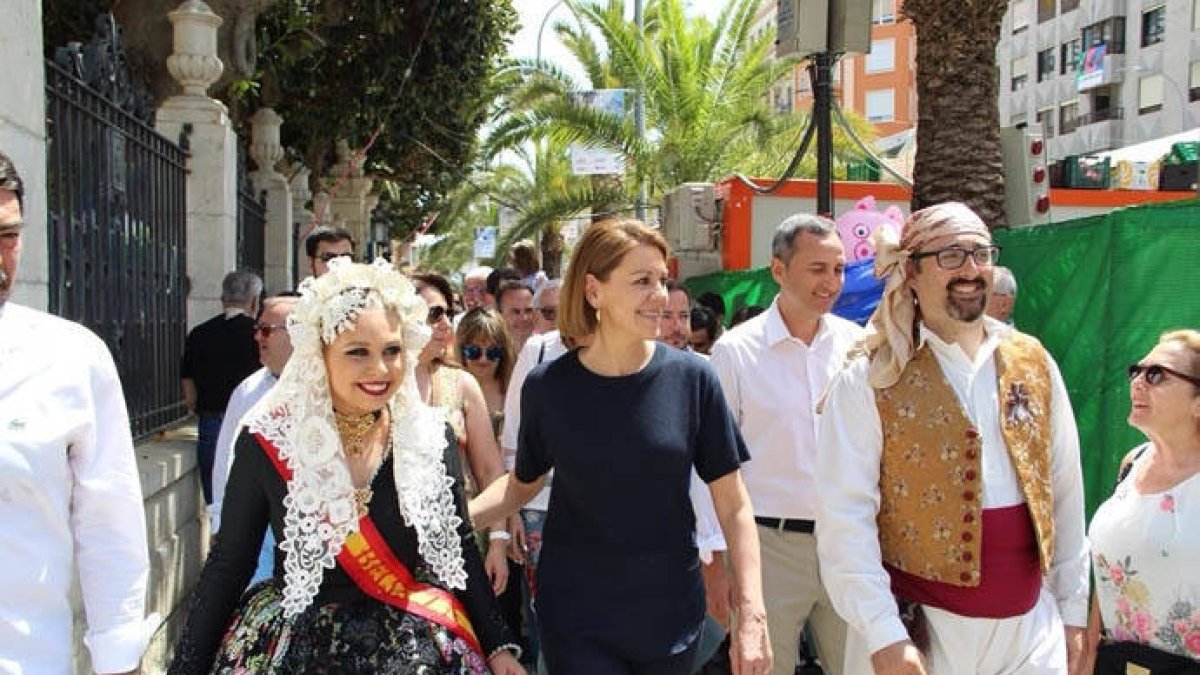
[758,527,848,675]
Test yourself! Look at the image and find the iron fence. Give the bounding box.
[236,146,266,278]
[45,32,189,440]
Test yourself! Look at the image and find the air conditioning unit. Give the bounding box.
[776,0,872,58]
[661,183,719,253]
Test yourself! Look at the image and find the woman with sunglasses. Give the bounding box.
[412,272,512,599]
[456,308,516,439]
[1085,329,1200,673]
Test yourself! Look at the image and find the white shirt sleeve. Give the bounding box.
[1044,354,1090,627]
[501,336,541,466]
[690,471,727,562]
[815,361,909,654]
[211,373,258,531]
[707,340,742,427]
[70,341,153,673]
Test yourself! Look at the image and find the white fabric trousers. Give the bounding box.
[842,588,1066,675]
[758,527,847,675]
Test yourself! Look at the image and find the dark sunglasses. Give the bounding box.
[461,344,504,362]
[427,305,455,324]
[254,323,286,339]
[1128,363,1200,387]
[910,245,1001,270]
[538,307,558,321]
[317,252,354,263]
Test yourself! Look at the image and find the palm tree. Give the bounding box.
[903,0,1009,226]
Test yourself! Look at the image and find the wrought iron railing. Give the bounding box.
[236,146,266,278]
[44,18,189,440]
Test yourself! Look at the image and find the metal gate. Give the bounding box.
[45,15,189,439]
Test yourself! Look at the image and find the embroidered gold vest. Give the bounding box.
[874,332,1055,587]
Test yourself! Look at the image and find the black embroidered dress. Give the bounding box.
[168,429,514,674]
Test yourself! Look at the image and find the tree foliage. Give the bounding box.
[243,0,518,239]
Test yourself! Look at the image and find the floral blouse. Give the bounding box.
[1089,445,1200,661]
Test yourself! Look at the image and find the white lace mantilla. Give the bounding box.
[243,258,468,616]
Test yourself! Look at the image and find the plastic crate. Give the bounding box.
[1064,155,1111,189]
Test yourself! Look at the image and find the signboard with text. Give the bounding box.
[569,89,627,175]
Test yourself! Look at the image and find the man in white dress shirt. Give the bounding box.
[0,151,151,673]
[210,294,298,586]
[709,213,863,675]
[816,202,1088,675]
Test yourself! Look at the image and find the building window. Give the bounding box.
[1082,17,1126,55]
[871,0,895,25]
[1062,0,1079,12]
[1012,0,1031,33]
[1037,107,1056,137]
[1037,48,1057,83]
[1011,55,1030,92]
[1060,100,1080,133]
[866,89,895,123]
[866,39,895,73]
[1142,6,1166,47]
[1038,0,1056,23]
[1139,74,1164,114]
[1191,61,1200,102]
[1061,39,1081,75]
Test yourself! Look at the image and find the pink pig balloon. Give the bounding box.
[834,195,904,262]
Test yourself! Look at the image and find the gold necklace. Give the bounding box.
[334,409,380,458]
[353,440,392,518]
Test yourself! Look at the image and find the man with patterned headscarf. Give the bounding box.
[814,202,1089,675]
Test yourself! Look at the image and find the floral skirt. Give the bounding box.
[211,580,491,674]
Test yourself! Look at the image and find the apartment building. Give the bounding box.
[997,0,1200,162]
[755,0,918,156]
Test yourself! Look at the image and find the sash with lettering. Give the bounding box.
[254,433,484,657]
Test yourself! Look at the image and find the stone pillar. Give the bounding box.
[155,0,236,329]
[324,139,375,255]
[290,165,314,284]
[0,1,48,309]
[248,107,293,293]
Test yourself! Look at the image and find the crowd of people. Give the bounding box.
[1,146,1198,675]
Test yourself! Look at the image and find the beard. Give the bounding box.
[0,266,11,301]
[945,279,987,322]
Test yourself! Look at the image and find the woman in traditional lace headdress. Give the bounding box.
[410,272,511,596]
[168,259,525,674]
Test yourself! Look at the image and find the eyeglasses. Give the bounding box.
[537,307,558,321]
[910,245,1001,270]
[461,344,504,362]
[317,252,354,263]
[254,323,287,339]
[1127,363,1200,387]
[427,305,455,324]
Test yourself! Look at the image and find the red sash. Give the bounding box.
[253,433,484,656]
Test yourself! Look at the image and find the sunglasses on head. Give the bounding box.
[427,305,455,324]
[317,252,354,263]
[254,323,286,339]
[1127,363,1200,387]
[461,344,504,362]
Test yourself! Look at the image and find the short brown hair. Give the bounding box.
[559,219,669,341]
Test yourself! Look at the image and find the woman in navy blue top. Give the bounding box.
[471,219,771,675]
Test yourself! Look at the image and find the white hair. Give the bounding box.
[992,266,1017,297]
[533,278,562,308]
